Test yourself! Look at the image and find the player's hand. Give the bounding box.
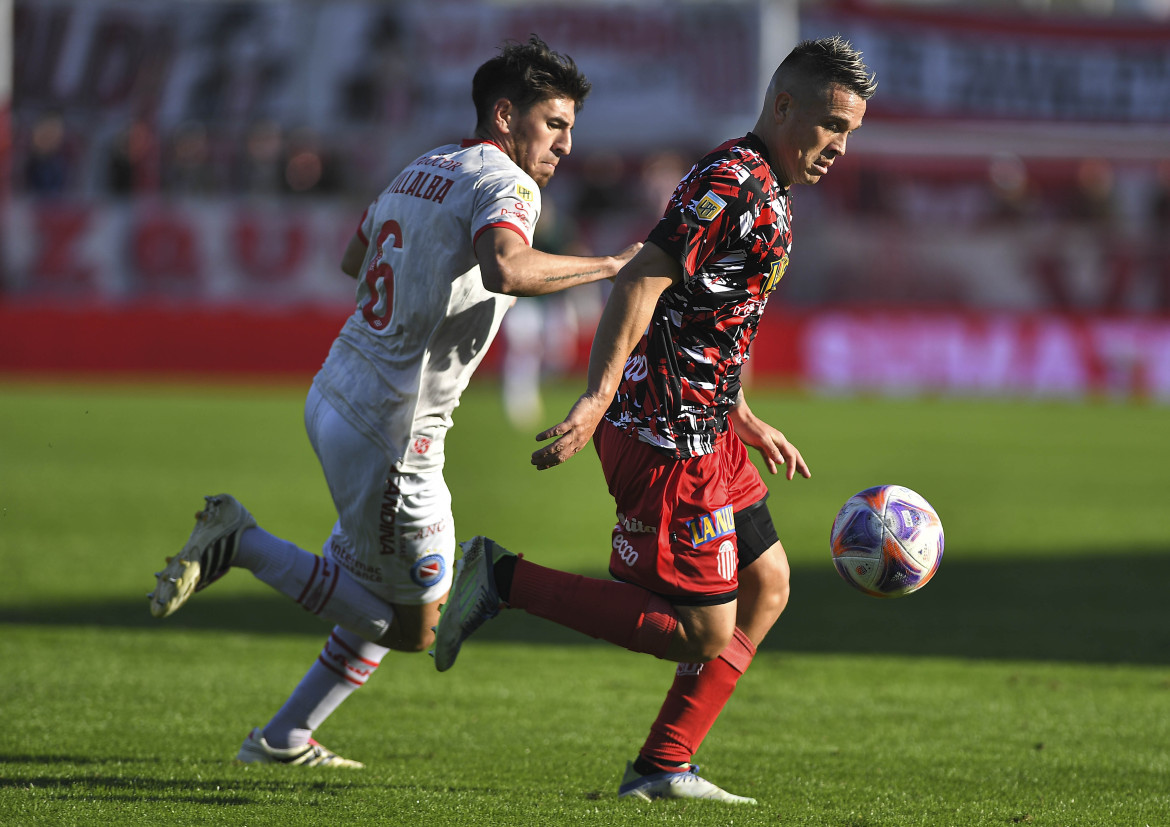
[531,392,609,470]
[730,409,811,481]
[607,242,643,278]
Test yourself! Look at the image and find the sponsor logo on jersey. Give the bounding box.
[717,539,736,582]
[686,504,734,547]
[410,553,447,588]
[412,437,431,455]
[764,255,789,293]
[617,511,657,535]
[694,191,727,222]
[515,184,535,202]
[612,533,639,567]
[624,354,649,382]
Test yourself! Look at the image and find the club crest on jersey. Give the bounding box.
[694,191,727,222]
[686,504,734,547]
[764,255,789,293]
[410,553,446,588]
[515,184,535,202]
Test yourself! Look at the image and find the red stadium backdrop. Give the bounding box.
[4,0,1169,401]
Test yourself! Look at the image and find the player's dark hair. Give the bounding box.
[472,34,592,127]
[779,35,878,100]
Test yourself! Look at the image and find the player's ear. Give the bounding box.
[493,98,514,134]
[773,92,792,124]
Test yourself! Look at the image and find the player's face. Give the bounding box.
[772,83,866,188]
[505,97,576,188]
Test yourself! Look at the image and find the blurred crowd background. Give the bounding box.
[3,0,1169,409]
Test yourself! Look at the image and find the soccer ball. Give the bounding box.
[830,485,944,598]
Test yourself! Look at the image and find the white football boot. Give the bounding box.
[432,535,512,671]
[618,761,758,805]
[149,494,256,618]
[235,727,364,768]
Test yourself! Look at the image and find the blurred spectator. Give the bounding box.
[164,121,216,195]
[236,119,284,194]
[1070,158,1116,224]
[501,197,599,428]
[1151,161,1170,311]
[639,150,689,223]
[282,127,340,195]
[985,153,1037,225]
[342,11,416,126]
[574,151,627,219]
[23,112,71,195]
[107,118,161,196]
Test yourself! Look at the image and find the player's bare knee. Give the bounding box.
[672,614,735,661]
[380,625,434,653]
[376,601,440,652]
[693,631,734,662]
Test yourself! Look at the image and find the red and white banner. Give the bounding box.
[2,198,359,304]
[4,297,1168,402]
[784,310,1170,401]
[803,2,1170,125]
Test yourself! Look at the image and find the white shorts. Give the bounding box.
[304,385,455,606]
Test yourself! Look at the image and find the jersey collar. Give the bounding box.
[461,138,504,152]
[742,132,784,189]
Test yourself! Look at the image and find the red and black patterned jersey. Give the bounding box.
[604,133,792,458]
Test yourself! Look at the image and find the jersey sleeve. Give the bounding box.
[470,170,542,248]
[356,199,377,245]
[647,157,755,278]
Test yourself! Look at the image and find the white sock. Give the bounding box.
[235,526,394,641]
[263,626,389,749]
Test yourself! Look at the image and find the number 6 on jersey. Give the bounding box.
[361,220,403,330]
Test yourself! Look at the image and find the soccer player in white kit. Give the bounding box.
[148,35,638,767]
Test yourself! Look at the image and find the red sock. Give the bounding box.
[640,626,757,766]
[508,558,678,658]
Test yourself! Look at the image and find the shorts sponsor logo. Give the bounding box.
[613,533,639,567]
[329,539,384,583]
[410,553,446,588]
[694,191,727,222]
[410,519,448,541]
[687,504,734,547]
[412,437,431,454]
[616,511,657,535]
[717,539,736,582]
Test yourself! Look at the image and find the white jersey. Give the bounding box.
[313,140,541,473]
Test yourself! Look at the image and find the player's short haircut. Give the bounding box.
[472,34,592,127]
[776,35,878,101]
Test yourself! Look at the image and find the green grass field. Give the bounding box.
[2,378,1168,826]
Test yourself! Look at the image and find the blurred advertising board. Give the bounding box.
[804,1,1170,125]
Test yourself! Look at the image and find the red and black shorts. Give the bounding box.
[594,419,775,606]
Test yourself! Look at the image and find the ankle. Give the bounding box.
[492,554,518,603]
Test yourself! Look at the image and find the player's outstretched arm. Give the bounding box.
[475,228,640,297]
[729,389,811,481]
[532,242,680,470]
[340,232,368,279]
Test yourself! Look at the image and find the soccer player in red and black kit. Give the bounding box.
[435,36,876,804]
